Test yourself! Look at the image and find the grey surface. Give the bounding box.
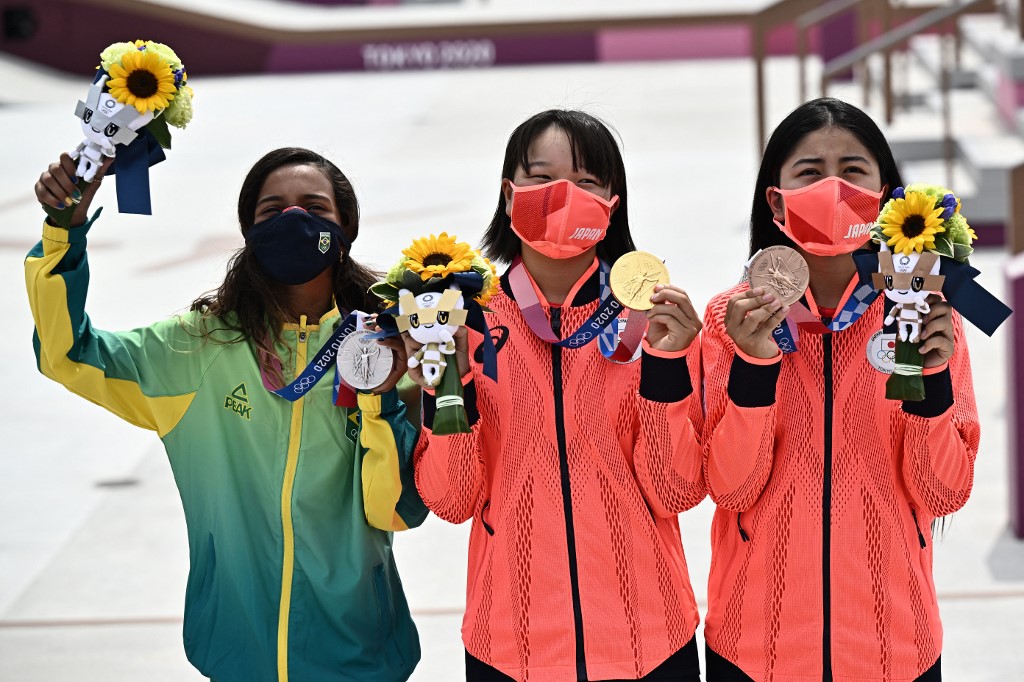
[0,51,1021,680]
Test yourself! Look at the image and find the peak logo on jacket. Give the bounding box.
[225,383,253,420]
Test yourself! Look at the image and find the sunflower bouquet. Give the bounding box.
[370,233,498,435]
[869,184,974,400]
[43,39,193,228]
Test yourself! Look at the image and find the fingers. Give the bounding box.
[372,353,406,395]
[649,284,701,327]
[728,290,785,338]
[919,301,954,358]
[398,332,431,389]
[724,287,788,359]
[75,156,114,211]
[37,154,111,226]
[643,284,703,353]
[647,304,702,338]
[453,326,471,377]
[36,161,76,209]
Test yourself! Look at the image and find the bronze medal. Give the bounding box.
[748,245,809,306]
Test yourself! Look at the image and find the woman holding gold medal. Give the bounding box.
[407,109,706,681]
[27,143,426,681]
[700,98,980,681]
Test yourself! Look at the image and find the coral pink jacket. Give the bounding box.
[416,264,706,681]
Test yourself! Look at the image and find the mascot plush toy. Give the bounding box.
[396,287,467,388]
[371,232,500,435]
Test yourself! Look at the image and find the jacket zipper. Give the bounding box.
[551,307,588,681]
[910,507,928,548]
[822,332,834,682]
[277,316,309,682]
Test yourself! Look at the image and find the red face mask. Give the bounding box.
[509,179,619,260]
[771,177,884,257]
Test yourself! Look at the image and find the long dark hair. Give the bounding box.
[482,109,635,264]
[749,97,905,257]
[191,148,379,347]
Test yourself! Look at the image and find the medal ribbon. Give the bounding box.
[259,311,359,402]
[508,256,646,359]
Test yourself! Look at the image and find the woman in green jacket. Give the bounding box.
[26,147,427,682]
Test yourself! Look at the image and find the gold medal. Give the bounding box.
[748,245,809,306]
[610,251,670,311]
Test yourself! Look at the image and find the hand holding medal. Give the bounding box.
[42,39,193,228]
[337,313,398,392]
[723,246,809,359]
[370,233,499,435]
[609,251,701,353]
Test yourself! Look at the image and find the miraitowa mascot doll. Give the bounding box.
[398,288,467,388]
[370,233,499,435]
[868,184,1011,400]
[43,40,193,228]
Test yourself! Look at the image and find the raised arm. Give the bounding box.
[631,340,707,517]
[898,308,980,517]
[627,283,706,516]
[703,287,788,512]
[26,154,198,437]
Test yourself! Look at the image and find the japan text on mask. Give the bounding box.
[508,179,619,260]
[770,176,884,257]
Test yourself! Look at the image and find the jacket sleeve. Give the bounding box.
[24,214,197,437]
[413,372,485,525]
[630,340,707,517]
[702,294,781,512]
[897,313,981,517]
[358,389,429,531]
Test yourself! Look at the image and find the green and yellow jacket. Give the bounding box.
[25,213,427,682]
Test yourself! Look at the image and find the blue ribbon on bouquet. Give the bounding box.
[852,248,1012,336]
[107,127,166,215]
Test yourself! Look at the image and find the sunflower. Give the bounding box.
[106,49,177,114]
[402,233,475,281]
[878,190,946,255]
[473,255,500,305]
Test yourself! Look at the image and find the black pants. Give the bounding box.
[466,635,700,681]
[705,645,941,681]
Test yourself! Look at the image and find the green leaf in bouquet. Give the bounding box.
[952,242,974,262]
[369,282,399,302]
[930,232,954,258]
[146,116,172,150]
[401,269,424,292]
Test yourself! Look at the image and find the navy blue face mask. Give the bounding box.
[245,206,352,285]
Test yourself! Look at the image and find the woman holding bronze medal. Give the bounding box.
[26,147,427,681]
[700,98,980,681]
[408,109,706,681]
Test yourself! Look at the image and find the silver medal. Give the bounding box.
[337,329,395,390]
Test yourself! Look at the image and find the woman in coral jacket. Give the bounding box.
[407,110,706,681]
[701,97,979,682]
[26,148,427,681]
